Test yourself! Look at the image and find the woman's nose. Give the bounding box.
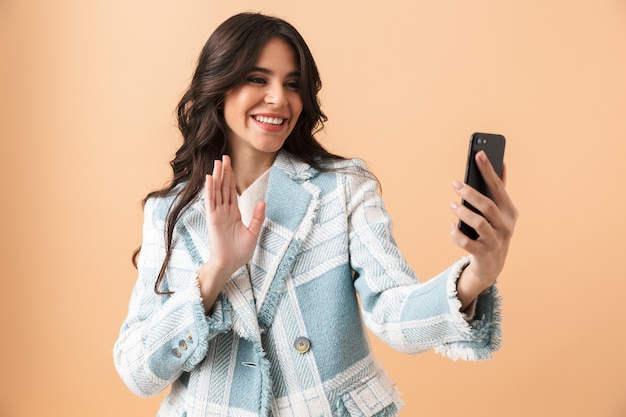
[264,83,286,106]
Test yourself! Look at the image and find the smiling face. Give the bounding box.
[223,37,303,165]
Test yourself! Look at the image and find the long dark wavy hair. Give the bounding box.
[135,13,346,294]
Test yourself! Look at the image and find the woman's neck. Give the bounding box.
[230,151,277,195]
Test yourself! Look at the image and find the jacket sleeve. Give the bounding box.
[344,159,501,361]
[113,197,232,397]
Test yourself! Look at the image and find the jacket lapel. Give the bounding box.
[254,152,321,330]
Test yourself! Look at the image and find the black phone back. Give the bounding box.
[459,132,506,239]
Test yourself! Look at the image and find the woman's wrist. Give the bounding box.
[197,262,232,314]
[456,265,492,312]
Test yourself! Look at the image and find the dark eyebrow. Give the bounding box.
[249,66,300,78]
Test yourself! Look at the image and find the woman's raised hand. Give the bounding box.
[197,155,266,312]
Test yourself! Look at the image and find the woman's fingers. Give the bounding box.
[222,155,238,207]
[450,200,496,246]
[248,201,266,238]
[220,156,232,206]
[475,152,517,221]
[206,156,240,210]
[453,153,517,236]
[453,182,514,245]
[212,159,223,206]
[205,174,214,211]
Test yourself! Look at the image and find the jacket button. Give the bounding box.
[172,348,182,358]
[294,337,311,353]
[179,340,188,351]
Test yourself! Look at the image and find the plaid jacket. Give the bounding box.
[113,151,501,417]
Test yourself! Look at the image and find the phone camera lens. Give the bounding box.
[477,138,483,144]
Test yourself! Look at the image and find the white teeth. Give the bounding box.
[254,116,285,125]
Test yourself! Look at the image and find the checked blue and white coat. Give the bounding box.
[114,151,501,417]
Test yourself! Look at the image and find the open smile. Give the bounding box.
[253,115,287,125]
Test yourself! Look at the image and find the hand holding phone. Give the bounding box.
[458,132,506,240]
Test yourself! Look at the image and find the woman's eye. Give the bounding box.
[247,76,266,85]
[285,81,300,90]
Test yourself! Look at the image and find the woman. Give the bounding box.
[114,12,517,417]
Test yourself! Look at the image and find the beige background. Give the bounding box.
[1,1,625,416]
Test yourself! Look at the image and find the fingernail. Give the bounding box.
[477,151,487,162]
[452,180,464,190]
[450,202,459,210]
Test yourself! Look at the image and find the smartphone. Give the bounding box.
[458,132,506,240]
